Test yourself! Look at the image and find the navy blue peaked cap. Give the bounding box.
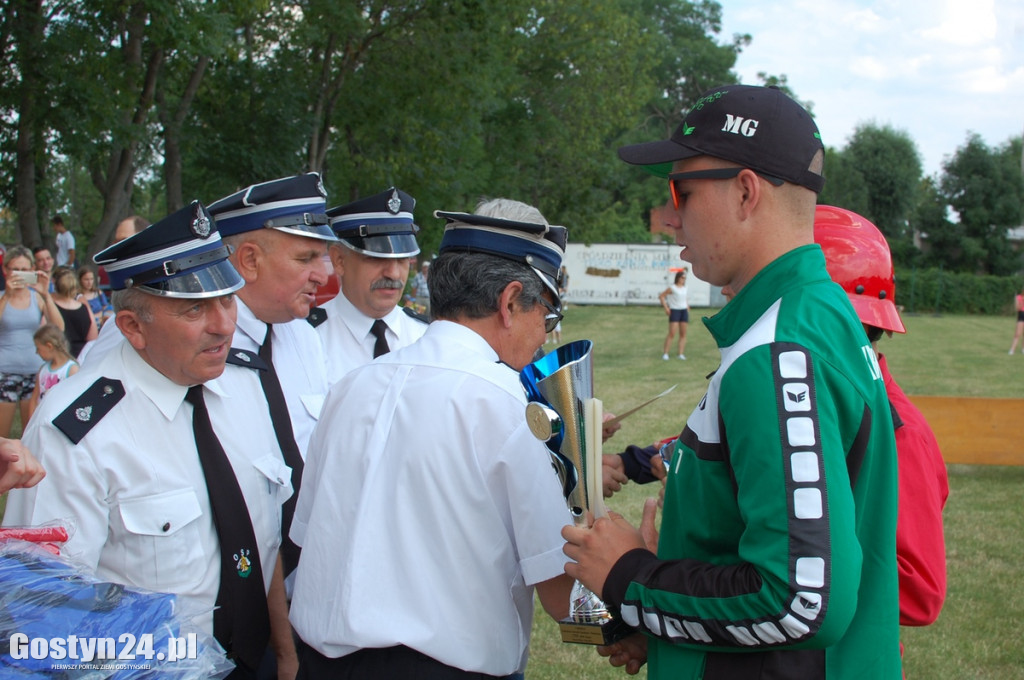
[435,210,567,294]
[327,187,420,258]
[94,201,243,299]
[207,172,337,241]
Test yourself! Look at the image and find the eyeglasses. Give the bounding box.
[539,297,563,333]
[667,167,785,209]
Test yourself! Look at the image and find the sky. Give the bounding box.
[718,0,1024,177]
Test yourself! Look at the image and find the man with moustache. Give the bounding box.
[2,202,294,678]
[307,187,428,386]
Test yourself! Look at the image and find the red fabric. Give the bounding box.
[880,354,949,626]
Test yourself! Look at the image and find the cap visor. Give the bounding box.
[340,234,421,258]
[617,139,700,178]
[137,260,245,299]
[274,223,340,243]
[850,298,906,334]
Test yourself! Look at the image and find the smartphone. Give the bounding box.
[15,271,37,286]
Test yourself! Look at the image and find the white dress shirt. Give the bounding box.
[315,292,428,386]
[2,342,292,637]
[290,321,570,675]
[232,298,329,456]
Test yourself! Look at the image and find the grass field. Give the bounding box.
[524,305,1024,679]
[1,305,1022,678]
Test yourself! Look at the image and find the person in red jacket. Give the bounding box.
[814,205,948,627]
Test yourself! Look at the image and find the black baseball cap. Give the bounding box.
[618,84,825,193]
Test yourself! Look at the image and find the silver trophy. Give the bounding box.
[521,340,627,645]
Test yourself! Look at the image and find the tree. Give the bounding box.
[843,122,922,251]
[940,133,1023,275]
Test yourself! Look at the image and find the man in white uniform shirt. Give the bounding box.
[307,187,428,386]
[208,173,336,457]
[2,202,293,679]
[290,198,574,680]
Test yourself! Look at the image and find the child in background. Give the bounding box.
[29,324,79,413]
[77,266,112,328]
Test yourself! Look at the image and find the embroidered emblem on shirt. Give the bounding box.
[235,351,250,363]
[75,406,93,422]
[786,390,807,403]
[234,548,253,578]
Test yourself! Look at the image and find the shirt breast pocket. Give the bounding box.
[117,488,207,592]
[251,454,294,507]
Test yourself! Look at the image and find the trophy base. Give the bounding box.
[558,616,631,645]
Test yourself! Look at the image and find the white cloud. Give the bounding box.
[718,0,1024,175]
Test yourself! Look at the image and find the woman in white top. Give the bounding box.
[658,270,689,360]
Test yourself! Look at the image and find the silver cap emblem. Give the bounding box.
[387,190,401,214]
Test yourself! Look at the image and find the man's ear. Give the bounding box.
[497,280,524,329]
[115,310,147,350]
[231,241,263,284]
[736,168,763,220]
[328,244,346,278]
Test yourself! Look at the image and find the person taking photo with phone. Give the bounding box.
[0,246,64,436]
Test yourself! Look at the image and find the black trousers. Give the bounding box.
[296,641,519,680]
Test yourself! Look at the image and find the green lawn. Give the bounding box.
[524,305,1024,679]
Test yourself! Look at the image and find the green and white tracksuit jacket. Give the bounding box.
[604,245,902,679]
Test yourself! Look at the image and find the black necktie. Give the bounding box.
[370,318,391,358]
[185,385,270,673]
[257,324,304,577]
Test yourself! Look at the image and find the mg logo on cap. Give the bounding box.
[722,114,759,138]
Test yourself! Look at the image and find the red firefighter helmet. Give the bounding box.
[813,205,906,334]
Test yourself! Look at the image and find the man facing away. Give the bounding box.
[3,202,294,678]
[290,198,574,679]
[562,84,902,679]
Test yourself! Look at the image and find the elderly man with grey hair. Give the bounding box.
[290,198,573,680]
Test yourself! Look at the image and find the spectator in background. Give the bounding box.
[28,323,79,412]
[411,260,430,317]
[658,269,689,360]
[79,215,151,367]
[77,266,113,328]
[50,266,97,358]
[31,247,54,279]
[0,246,64,438]
[1009,285,1024,355]
[52,215,76,268]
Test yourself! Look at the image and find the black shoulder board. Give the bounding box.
[306,306,328,328]
[225,348,268,371]
[402,306,430,325]
[52,377,126,444]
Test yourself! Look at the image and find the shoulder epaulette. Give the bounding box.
[306,306,327,328]
[52,378,126,444]
[402,306,430,325]
[225,348,268,371]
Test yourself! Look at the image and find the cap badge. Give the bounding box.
[316,175,327,198]
[191,214,212,239]
[75,406,93,422]
[387,190,401,214]
[233,548,253,578]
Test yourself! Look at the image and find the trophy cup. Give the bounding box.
[520,340,629,645]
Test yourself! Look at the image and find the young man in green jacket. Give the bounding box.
[563,84,901,680]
